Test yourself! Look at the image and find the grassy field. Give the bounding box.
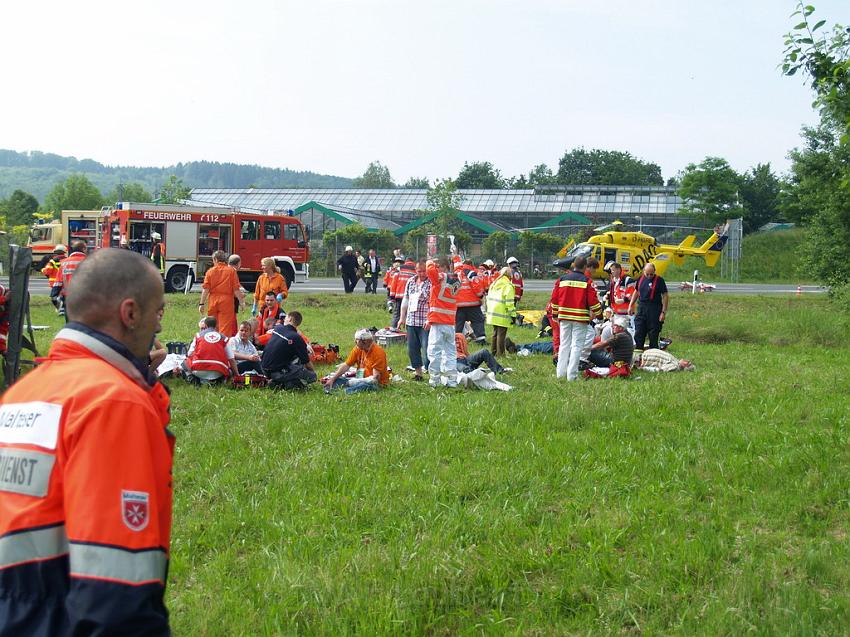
[20,289,850,635]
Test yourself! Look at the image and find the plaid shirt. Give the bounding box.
[403,276,432,327]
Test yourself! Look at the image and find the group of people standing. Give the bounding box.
[549,256,670,380]
[336,246,382,294]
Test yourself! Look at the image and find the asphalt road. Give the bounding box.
[10,276,828,297]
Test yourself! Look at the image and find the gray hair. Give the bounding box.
[354,328,374,341]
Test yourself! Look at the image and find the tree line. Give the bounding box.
[0,150,353,203]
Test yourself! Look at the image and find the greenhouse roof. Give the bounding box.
[187,186,683,217]
[293,201,401,231]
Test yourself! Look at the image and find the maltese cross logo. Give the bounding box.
[122,490,150,531]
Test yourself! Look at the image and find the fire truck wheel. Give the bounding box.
[165,265,190,293]
[280,263,295,289]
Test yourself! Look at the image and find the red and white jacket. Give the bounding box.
[187,330,232,376]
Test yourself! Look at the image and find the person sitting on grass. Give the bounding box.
[255,291,286,347]
[454,333,512,375]
[635,348,695,372]
[183,316,238,382]
[322,329,390,394]
[232,320,263,374]
[589,315,634,368]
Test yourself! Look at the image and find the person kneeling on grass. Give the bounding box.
[454,333,512,375]
[322,329,390,394]
[183,316,239,382]
[589,315,634,368]
[261,317,317,390]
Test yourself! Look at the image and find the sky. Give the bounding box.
[2,0,848,183]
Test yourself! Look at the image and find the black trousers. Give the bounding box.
[341,272,357,293]
[364,274,378,293]
[634,304,663,350]
[455,306,486,339]
[457,349,503,374]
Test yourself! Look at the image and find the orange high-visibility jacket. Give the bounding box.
[57,252,86,297]
[41,255,65,287]
[425,260,458,325]
[391,260,416,299]
[608,275,635,314]
[454,264,484,308]
[384,268,397,298]
[0,325,173,636]
[253,271,288,304]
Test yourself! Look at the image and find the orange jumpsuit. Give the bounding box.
[203,263,240,337]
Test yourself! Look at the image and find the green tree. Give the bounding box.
[157,175,191,204]
[108,182,153,204]
[782,5,850,294]
[402,176,429,189]
[515,231,564,271]
[783,3,850,140]
[528,163,555,186]
[557,148,663,185]
[455,162,505,189]
[676,157,743,225]
[1,189,39,226]
[352,161,395,188]
[738,163,781,233]
[425,179,464,240]
[481,231,513,261]
[43,174,104,213]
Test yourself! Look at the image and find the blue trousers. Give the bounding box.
[406,325,429,370]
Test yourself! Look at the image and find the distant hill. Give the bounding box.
[0,149,353,202]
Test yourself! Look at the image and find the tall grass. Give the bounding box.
[18,289,850,635]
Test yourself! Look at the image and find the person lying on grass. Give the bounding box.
[635,348,695,372]
[322,329,390,394]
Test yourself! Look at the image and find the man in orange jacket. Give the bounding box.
[0,248,173,636]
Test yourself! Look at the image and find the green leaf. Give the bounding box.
[787,66,799,76]
[804,5,815,16]
[812,19,826,31]
[800,38,814,44]
[790,52,798,62]
[795,22,808,29]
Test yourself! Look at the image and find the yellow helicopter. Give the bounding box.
[556,220,730,280]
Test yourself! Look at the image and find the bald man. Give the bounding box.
[0,249,174,636]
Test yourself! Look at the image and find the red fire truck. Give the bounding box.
[101,203,310,292]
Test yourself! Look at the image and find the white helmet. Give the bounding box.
[483,259,495,268]
[151,232,162,241]
[506,256,519,265]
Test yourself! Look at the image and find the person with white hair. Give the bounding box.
[336,245,359,293]
[322,329,390,394]
[589,315,634,367]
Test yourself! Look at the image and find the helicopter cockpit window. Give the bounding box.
[567,244,592,259]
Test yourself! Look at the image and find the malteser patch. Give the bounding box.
[0,402,62,449]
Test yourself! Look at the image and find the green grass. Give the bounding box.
[20,290,850,635]
[663,229,810,284]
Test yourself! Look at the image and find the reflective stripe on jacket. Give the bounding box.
[485,274,516,327]
[425,261,458,325]
[41,256,65,286]
[57,252,86,297]
[391,261,416,298]
[454,266,484,307]
[188,331,232,376]
[550,270,602,323]
[0,324,173,636]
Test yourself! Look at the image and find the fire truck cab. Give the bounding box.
[102,203,309,292]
